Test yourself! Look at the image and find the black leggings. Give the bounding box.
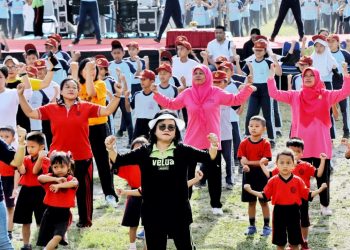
[302,157,331,207]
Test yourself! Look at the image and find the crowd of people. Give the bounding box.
[1,16,350,249]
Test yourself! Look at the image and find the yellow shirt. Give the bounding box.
[7,77,42,91]
[79,80,108,126]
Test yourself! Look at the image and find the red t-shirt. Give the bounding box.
[42,174,77,208]
[271,160,316,188]
[263,174,310,205]
[19,156,50,187]
[38,102,100,160]
[116,165,141,189]
[0,161,15,176]
[237,138,272,166]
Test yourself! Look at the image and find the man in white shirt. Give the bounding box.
[206,26,234,71]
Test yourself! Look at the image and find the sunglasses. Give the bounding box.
[158,124,176,131]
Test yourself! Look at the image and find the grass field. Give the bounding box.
[10,101,350,250]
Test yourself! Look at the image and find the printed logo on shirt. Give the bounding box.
[298,169,305,176]
[290,186,297,194]
[152,158,175,171]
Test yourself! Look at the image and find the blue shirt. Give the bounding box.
[228,0,243,21]
[108,60,135,93]
[9,0,24,15]
[0,0,9,19]
[242,59,272,84]
[292,74,302,91]
[190,5,209,26]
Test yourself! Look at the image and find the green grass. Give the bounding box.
[10,103,350,249]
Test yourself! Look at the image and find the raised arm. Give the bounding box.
[32,151,47,175]
[267,65,294,104]
[17,83,40,119]
[85,61,98,97]
[328,65,350,105]
[9,126,27,167]
[99,83,122,116]
[152,84,186,110]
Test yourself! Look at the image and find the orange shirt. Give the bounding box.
[79,80,108,126]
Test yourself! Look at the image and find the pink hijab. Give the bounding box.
[299,67,331,127]
[189,65,215,132]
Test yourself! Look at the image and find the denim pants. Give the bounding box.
[0,200,13,250]
[76,1,101,40]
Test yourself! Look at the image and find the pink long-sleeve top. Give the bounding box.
[153,85,254,149]
[267,76,350,158]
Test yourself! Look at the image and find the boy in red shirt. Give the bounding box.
[37,151,78,250]
[13,132,50,250]
[0,126,16,240]
[238,115,272,236]
[244,149,327,250]
[260,137,326,249]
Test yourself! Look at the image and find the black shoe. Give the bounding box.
[97,39,102,45]
[20,245,32,250]
[116,130,123,138]
[72,39,79,45]
[154,38,160,43]
[276,131,282,138]
[76,222,92,228]
[8,231,12,240]
[270,141,276,149]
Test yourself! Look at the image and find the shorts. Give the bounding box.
[0,176,15,208]
[241,167,268,202]
[272,204,303,246]
[122,195,142,227]
[37,206,71,247]
[300,199,310,228]
[13,186,46,225]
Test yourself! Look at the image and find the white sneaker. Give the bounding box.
[128,244,137,250]
[321,205,332,216]
[212,208,224,215]
[105,195,118,208]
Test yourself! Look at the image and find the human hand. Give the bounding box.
[16,83,25,96]
[244,184,251,191]
[116,188,126,196]
[342,62,349,77]
[260,157,269,166]
[195,170,204,181]
[180,76,187,87]
[320,183,328,190]
[10,188,18,199]
[150,83,159,94]
[243,165,250,172]
[269,63,276,78]
[200,50,208,59]
[17,63,27,74]
[49,184,60,193]
[105,135,117,150]
[17,125,27,145]
[38,150,47,159]
[114,83,123,97]
[320,153,327,160]
[124,90,130,98]
[207,133,219,148]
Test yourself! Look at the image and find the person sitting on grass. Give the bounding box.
[244,149,327,250]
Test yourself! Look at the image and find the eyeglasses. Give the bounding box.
[158,124,176,131]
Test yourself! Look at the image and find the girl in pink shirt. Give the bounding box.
[152,64,255,214]
[267,63,350,216]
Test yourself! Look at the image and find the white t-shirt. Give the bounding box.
[207,39,234,62]
[23,3,34,32]
[130,91,160,119]
[0,88,32,129]
[220,105,233,141]
[225,82,240,122]
[172,57,199,87]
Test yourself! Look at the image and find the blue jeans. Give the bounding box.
[0,201,13,250]
[76,1,101,40]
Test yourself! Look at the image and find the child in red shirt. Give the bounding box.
[13,132,50,250]
[238,115,272,236]
[0,126,16,240]
[260,137,326,249]
[244,149,327,250]
[37,151,78,250]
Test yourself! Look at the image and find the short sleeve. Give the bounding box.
[84,102,100,118]
[304,162,316,178]
[263,140,272,159]
[42,158,51,174]
[30,78,43,91]
[298,178,310,200]
[237,140,246,159]
[263,178,274,200]
[38,104,53,120]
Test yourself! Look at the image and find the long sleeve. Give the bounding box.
[267,77,294,104]
[112,146,147,170]
[327,76,350,105]
[153,90,187,110]
[217,85,253,106]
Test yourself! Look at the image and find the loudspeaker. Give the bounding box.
[137,8,158,33]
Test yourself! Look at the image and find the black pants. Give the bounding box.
[333,78,350,138]
[89,123,117,199]
[302,158,331,207]
[11,14,23,39]
[144,224,195,250]
[74,158,93,226]
[304,19,316,35]
[331,13,339,33]
[133,118,151,141]
[116,97,133,144]
[157,0,183,40]
[0,19,8,38]
[34,6,44,37]
[42,120,52,149]
[250,10,260,28]
[221,140,233,185]
[197,153,222,208]
[271,0,304,39]
[274,99,282,128]
[76,1,101,41]
[230,20,240,37]
[322,14,331,31]
[245,84,275,140]
[241,17,249,36]
[231,121,241,161]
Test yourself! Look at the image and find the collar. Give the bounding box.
[278,173,293,183]
[150,143,176,159]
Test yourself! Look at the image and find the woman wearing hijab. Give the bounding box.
[152,64,256,214]
[267,63,350,216]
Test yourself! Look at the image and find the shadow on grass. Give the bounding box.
[308,215,331,250]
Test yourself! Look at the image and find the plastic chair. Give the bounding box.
[42,0,58,35]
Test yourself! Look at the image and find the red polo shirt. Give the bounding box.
[38,102,101,160]
[42,174,77,208]
[19,156,50,187]
[116,165,141,189]
[271,160,316,188]
[263,174,310,205]
[0,161,15,177]
[237,138,272,165]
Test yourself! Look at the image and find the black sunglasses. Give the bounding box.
[158,124,176,131]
